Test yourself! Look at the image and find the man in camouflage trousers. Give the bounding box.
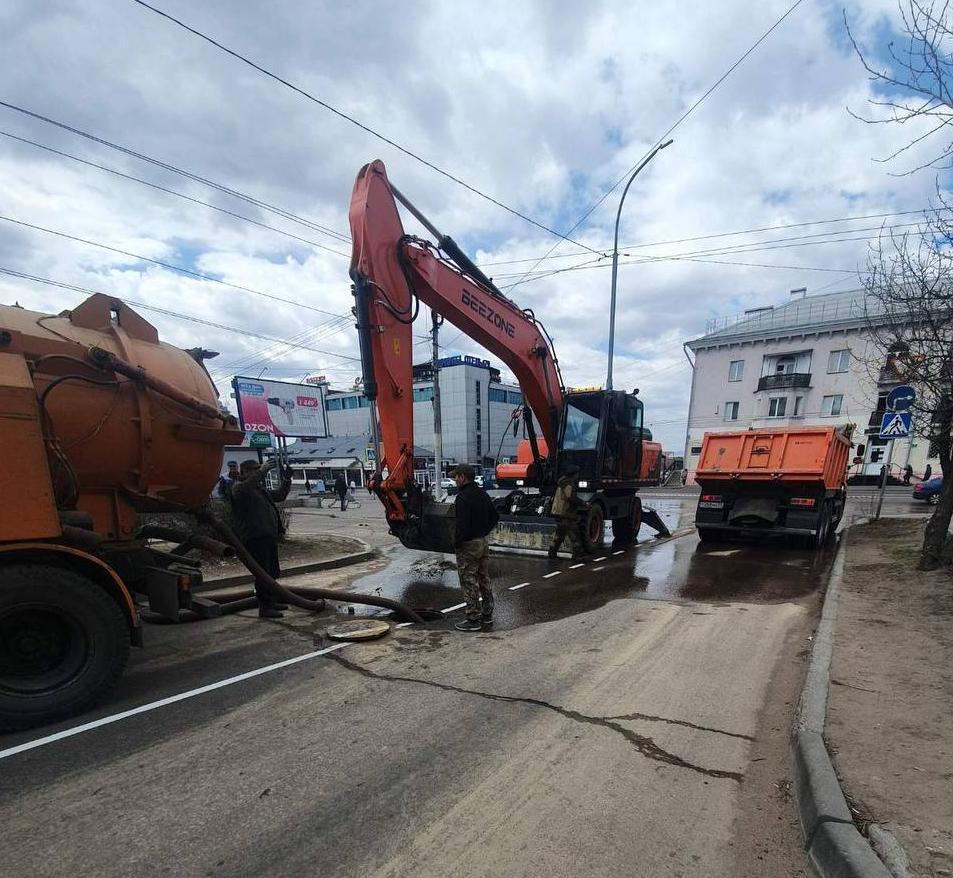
[451,464,499,632]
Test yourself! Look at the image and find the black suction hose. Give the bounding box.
[199,513,425,624]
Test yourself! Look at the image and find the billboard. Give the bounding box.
[232,376,329,439]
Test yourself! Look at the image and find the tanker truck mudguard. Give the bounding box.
[692,426,852,549]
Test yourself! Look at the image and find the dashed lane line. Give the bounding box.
[593,556,607,562]
[593,566,606,572]
[569,563,585,569]
[612,550,625,556]
[441,602,467,614]
[508,582,530,591]
[543,571,562,579]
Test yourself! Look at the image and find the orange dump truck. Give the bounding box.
[693,426,852,548]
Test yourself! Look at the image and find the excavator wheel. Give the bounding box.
[612,498,642,545]
[0,564,130,732]
[582,503,605,552]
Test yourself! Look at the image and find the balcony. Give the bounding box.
[756,373,811,392]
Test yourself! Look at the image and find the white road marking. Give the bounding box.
[542,571,562,578]
[441,602,468,614]
[508,582,530,591]
[707,549,740,557]
[593,556,607,562]
[0,641,352,762]
[593,566,606,572]
[612,550,625,556]
[569,563,585,569]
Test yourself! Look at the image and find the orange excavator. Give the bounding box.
[348,160,669,553]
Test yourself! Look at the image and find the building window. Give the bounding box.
[827,349,851,373]
[690,445,703,455]
[476,434,482,457]
[768,397,787,417]
[724,401,739,421]
[507,391,523,405]
[343,396,359,410]
[326,398,342,411]
[475,380,481,403]
[728,360,744,382]
[821,394,843,417]
[412,386,434,403]
[794,396,803,416]
[488,387,507,403]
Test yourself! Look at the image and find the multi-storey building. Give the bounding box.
[321,354,527,469]
[683,288,935,482]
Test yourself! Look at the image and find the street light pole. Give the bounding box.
[606,138,673,391]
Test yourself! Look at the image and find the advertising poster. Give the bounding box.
[232,376,329,439]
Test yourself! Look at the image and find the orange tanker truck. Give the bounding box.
[693,425,853,548]
[0,294,423,732]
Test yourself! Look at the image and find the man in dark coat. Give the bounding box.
[232,459,292,618]
[451,464,499,632]
[333,473,349,511]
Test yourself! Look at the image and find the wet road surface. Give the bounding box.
[0,489,930,877]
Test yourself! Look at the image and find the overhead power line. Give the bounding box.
[0,100,350,245]
[0,267,361,362]
[0,129,350,258]
[130,0,606,258]
[0,213,351,320]
[505,0,807,292]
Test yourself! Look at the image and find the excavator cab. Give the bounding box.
[556,389,645,488]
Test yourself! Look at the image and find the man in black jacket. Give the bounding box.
[232,459,292,618]
[451,464,499,631]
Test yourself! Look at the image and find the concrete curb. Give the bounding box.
[792,528,894,878]
[196,538,376,591]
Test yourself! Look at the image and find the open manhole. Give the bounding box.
[326,618,392,641]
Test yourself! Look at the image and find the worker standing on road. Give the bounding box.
[334,473,349,511]
[232,459,292,619]
[451,464,499,632]
[549,466,584,559]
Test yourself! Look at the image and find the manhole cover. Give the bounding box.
[326,618,392,641]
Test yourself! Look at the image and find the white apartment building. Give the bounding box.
[683,288,936,482]
[322,355,527,468]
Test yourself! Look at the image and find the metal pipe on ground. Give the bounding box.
[199,514,426,624]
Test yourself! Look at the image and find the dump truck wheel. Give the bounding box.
[0,564,130,732]
[582,503,605,552]
[612,499,642,545]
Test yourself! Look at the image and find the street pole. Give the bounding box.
[431,311,444,500]
[606,138,673,391]
[874,439,894,520]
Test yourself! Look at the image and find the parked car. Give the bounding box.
[440,477,454,489]
[913,477,943,504]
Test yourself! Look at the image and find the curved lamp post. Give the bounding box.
[606,138,673,391]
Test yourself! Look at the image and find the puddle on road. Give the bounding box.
[330,499,833,631]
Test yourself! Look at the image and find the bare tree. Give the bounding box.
[846,1,953,173]
[863,207,953,568]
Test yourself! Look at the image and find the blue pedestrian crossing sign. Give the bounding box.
[880,411,912,438]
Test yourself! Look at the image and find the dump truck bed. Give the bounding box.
[695,426,851,490]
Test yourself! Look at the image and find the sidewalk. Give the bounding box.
[827,519,953,876]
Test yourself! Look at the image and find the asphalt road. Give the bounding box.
[0,488,931,877]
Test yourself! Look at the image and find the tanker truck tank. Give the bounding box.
[0,293,244,730]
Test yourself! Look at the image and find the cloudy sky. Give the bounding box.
[0,0,942,450]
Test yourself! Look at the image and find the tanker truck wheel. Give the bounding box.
[0,565,130,732]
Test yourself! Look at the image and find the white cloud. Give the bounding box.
[0,0,944,451]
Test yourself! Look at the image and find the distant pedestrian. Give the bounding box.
[304,478,312,495]
[315,477,326,494]
[334,473,349,511]
[217,460,240,501]
[549,466,584,559]
[924,464,933,482]
[680,468,688,486]
[903,464,913,485]
[231,460,292,619]
[451,464,499,632]
[349,479,356,498]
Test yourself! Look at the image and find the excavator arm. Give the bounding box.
[348,160,563,530]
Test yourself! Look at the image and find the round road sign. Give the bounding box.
[886,385,916,412]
